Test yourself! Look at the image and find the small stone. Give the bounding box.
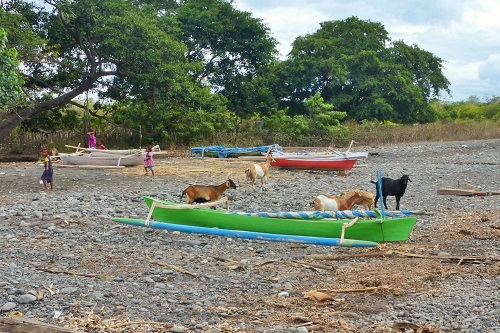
[59,287,78,295]
[17,294,37,304]
[169,325,185,332]
[1,302,17,312]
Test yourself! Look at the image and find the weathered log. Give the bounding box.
[437,188,500,196]
[0,317,85,333]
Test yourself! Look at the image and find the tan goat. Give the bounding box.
[311,191,364,211]
[245,154,275,191]
[341,189,375,210]
[181,179,237,205]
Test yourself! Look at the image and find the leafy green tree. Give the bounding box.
[274,16,450,124]
[0,28,23,108]
[0,0,203,142]
[176,0,279,117]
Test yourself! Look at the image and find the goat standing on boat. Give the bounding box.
[181,179,237,205]
[371,175,411,210]
[311,191,364,211]
[245,154,275,191]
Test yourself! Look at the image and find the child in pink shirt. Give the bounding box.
[144,146,155,176]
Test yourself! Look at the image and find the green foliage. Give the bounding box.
[273,17,450,124]
[176,0,279,117]
[21,106,80,133]
[0,28,23,108]
[257,94,349,146]
[432,98,500,122]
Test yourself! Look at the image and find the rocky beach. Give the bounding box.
[1,139,499,333]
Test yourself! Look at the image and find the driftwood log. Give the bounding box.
[437,188,500,196]
[0,317,85,333]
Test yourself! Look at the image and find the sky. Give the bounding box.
[233,0,500,102]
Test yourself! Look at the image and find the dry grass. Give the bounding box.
[347,120,500,146]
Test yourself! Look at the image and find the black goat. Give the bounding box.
[371,175,412,210]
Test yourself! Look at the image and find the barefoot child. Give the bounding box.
[40,148,53,190]
[143,146,155,176]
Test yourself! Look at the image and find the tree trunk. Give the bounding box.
[0,79,95,142]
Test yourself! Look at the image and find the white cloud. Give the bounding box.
[479,54,500,86]
[233,0,500,101]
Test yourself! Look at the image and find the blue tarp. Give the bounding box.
[190,144,282,158]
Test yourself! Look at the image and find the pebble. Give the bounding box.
[17,294,37,304]
[1,302,17,311]
[0,139,499,333]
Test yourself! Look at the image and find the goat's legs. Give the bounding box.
[382,196,388,210]
[395,196,401,210]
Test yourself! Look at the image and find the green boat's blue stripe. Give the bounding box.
[112,218,377,247]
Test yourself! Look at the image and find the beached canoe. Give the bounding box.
[270,156,360,171]
[59,152,145,166]
[128,196,417,242]
[112,218,378,247]
[190,144,282,158]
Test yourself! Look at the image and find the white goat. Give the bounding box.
[245,154,275,191]
[311,191,364,211]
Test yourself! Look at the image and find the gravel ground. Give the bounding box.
[1,139,499,333]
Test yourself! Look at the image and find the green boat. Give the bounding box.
[135,196,416,242]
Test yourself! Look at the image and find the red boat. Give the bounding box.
[270,155,359,170]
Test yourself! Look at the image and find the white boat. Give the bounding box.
[59,152,146,166]
[64,144,160,155]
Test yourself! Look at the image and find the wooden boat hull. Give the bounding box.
[142,197,416,242]
[112,218,378,247]
[60,153,145,166]
[271,157,358,170]
[271,151,368,159]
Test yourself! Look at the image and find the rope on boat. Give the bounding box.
[228,209,428,219]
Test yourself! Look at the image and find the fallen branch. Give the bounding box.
[42,283,56,295]
[437,188,500,196]
[291,260,336,271]
[316,285,391,293]
[306,251,500,263]
[37,268,106,278]
[147,259,200,278]
[395,251,500,262]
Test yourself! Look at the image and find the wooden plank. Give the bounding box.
[0,317,85,333]
[437,188,493,196]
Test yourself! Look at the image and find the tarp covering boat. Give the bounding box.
[190,144,282,158]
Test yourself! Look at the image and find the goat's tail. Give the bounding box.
[370,180,377,184]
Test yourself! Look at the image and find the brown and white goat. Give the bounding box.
[245,154,275,191]
[181,179,237,205]
[341,189,375,210]
[311,191,364,211]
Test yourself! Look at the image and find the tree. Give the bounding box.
[0,0,197,141]
[0,28,22,107]
[274,16,450,124]
[176,0,279,117]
